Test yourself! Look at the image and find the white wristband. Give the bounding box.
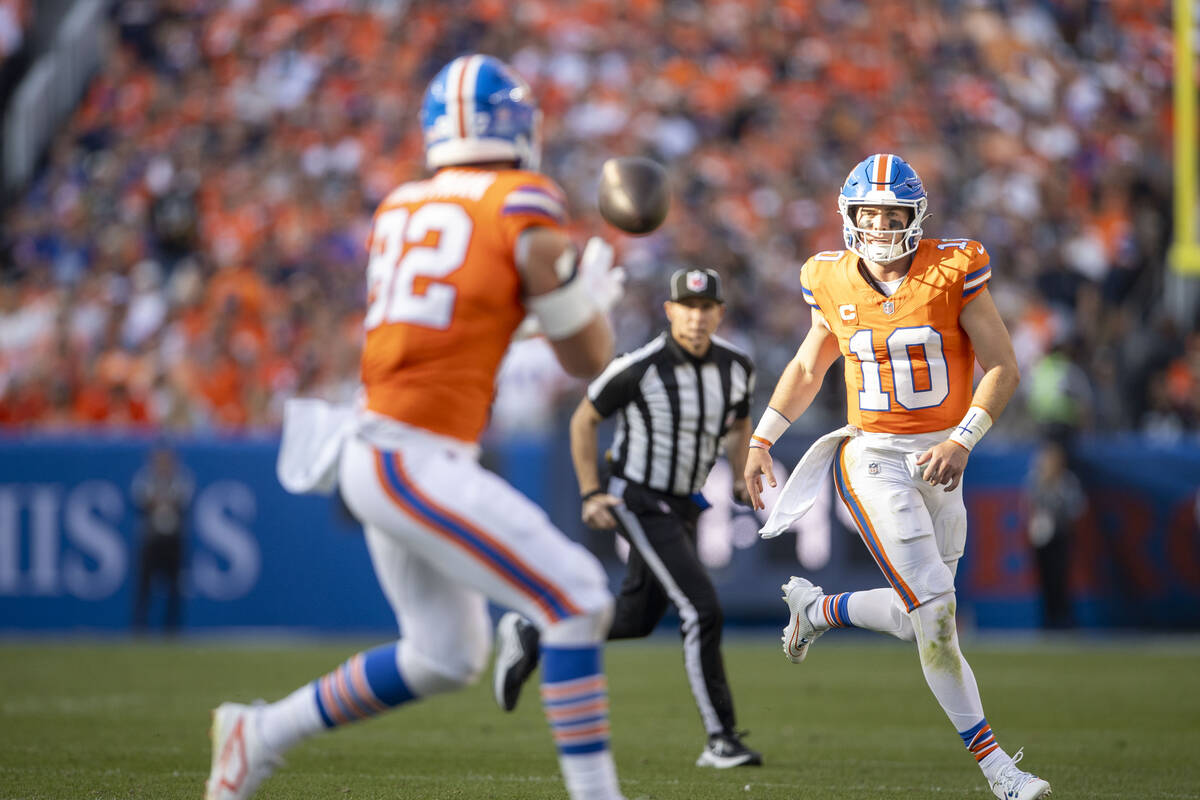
[527,275,597,340]
[948,406,993,452]
[751,407,792,449]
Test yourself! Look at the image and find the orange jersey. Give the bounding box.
[800,238,992,434]
[360,167,569,443]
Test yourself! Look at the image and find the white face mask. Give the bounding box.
[860,234,908,265]
[838,197,928,264]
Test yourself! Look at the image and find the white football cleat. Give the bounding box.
[781,577,824,664]
[989,748,1051,800]
[205,702,284,800]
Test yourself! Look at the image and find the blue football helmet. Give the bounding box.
[420,54,541,171]
[837,153,929,264]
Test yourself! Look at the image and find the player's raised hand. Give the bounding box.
[578,237,627,313]
[915,440,970,491]
[743,447,776,510]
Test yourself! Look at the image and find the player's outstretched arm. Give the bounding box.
[744,312,841,509]
[916,288,1021,491]
[518,227,615,378]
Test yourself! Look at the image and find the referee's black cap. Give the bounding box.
[669,268,724,304]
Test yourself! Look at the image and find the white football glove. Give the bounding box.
[578,236,626,314]
[513,237,625,340]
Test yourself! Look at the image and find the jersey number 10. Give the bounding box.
[849,325,950,411]
[365,203,473,331]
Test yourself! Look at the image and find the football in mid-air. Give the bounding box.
[597,156,670,235]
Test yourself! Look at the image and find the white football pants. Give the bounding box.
[833,429,968,610]
[338,422,614,669]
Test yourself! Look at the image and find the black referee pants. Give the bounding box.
[608,481,737,737]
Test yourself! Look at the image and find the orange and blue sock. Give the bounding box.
[818,592,854,629]
[960,718,1012,777]
[313,642,415,728]
[960,719,999,761]
[259,641,415,754]
[541,644,621,799]
[540,645,610,755]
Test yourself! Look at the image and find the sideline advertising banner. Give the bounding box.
[0,435,1197,632]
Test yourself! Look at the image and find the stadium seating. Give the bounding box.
[0,0,1193,438]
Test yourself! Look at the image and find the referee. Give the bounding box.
[494,268,761,768]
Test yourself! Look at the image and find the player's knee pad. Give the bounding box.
[398,635,488,697]
[915,557,956,601]
[932,502,967,563]
[541,596,615,648]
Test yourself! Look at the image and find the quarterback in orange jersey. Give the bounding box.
[800,238,991,436]
[745,154,1052,800]
[206,55,628,800]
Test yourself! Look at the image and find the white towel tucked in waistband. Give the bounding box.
[276,397,357,496]
[759,425,856,538]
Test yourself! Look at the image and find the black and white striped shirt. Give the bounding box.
[587,331,755,496]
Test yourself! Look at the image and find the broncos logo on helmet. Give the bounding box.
[837,153,929,264]
[420,54,542,171]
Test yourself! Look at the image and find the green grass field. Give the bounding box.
[1,634,1198,799]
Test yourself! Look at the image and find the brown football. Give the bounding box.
[597,156,670,235]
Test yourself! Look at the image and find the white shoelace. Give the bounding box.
[992,748,1034,793]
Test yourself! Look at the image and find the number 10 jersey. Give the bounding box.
[800,239,992,434]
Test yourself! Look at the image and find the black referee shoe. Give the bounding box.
[695,730,763,768]
[493,612,541,712]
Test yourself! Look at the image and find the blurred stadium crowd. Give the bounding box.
[0,0,1196,440]
[0,1,29,66]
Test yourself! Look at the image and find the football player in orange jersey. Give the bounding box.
[206,55,628,800]
[744,154,1051,800]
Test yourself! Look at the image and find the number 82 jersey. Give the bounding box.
[361,167,570,444]
[800,239,991,435]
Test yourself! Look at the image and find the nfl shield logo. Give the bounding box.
[882,300,895,315]
[686,271,708,292]
[868,462,880,475]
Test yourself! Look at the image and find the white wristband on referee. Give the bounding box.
[751,407,792,449]
[948,406,993,452]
